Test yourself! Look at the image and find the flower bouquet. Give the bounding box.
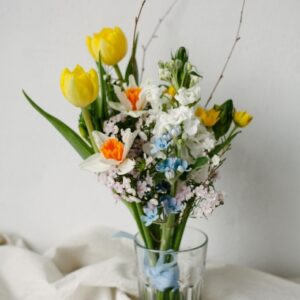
[23,1,252,299]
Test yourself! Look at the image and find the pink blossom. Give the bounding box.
[137,181,148,198]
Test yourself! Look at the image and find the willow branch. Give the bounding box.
[140,0,179,81]
[205,0,246,108]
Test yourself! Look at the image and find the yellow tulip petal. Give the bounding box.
[60,65,99,108]
[86,26,127,65]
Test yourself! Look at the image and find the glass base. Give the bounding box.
[138,282,204,300]
[135,227,208,300]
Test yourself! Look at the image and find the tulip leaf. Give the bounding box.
[212,99,234,139]
[209,131,241,157]
[125,33,139,84]
[192,156,209,170]
[98,55,108,120]
[23,90,94,159]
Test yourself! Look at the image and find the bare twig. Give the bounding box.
[132,0,147,52]
[140,0,179,81]
[204,0,246,108]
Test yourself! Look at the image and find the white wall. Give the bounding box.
[0,0,300,278]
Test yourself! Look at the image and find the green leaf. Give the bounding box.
[192,156,209,170]
[212,99,234,139]
[23,90,93,159]
[209,131,241,157]
[174,46,189,64]
[96,54,108,124]
[190,71,203,78]
[125,33,139,84]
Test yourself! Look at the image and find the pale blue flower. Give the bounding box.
[161,195,183,214]
[156,157,190,178]
[141,206,159,226]
[151,133,172,154]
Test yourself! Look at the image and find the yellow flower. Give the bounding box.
[167,85,176,97]
[60,65,99,108]
[233,110,253,127]
[195,107,220,127]
[86,26,127,65]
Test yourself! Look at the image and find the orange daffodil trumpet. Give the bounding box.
[86,26,127,65]
[80,129,138,175]
[109,75,148,118]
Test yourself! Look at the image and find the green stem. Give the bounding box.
[136,202,154,250]
[122,201,146,242]
[227,125,238,139]
[113,64,124,83]
[160,181,177,251]
[81,108,98,153]
[173,200,194,251]
[160,214,176,251]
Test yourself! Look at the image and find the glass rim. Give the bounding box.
[134,226,208,253]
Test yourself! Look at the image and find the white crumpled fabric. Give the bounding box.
[0,226,299,300]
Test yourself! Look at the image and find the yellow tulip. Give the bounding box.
[60,65,99,108]
[195,107,220,127]
[86,26,127,65]
[233,110,253,127]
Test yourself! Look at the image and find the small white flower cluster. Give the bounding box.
[103,113,124,135]
[98,168,140,202]
[192,185,225,217]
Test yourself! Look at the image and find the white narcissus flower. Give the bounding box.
[80,129,137,175]
[175,85,201,106]
[109,75,148,118]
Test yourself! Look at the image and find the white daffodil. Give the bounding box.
[109,75,148,118]
[80,129,137,175]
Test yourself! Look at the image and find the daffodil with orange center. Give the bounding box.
[124,87,142,111]
[80,129,137,175]
[109,75,148,118]
[101,138,124,161]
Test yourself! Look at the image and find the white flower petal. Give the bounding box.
[136,93,147,110]
[114,85,132,110]
[92,131,109,149]
[117,158,135,175]
[128,74,137,88]
[175,85,201,105]
[122,130,138,158]
[127,110,146,118]
[108,101,126,112]
[80,154,111,173]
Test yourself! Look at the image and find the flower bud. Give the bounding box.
[233,110,253,127]
[86,26,127,65]
[60,65,99,108]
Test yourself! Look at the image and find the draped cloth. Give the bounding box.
[0,227,299,300]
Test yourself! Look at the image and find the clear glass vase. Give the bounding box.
[134,227,208,300]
